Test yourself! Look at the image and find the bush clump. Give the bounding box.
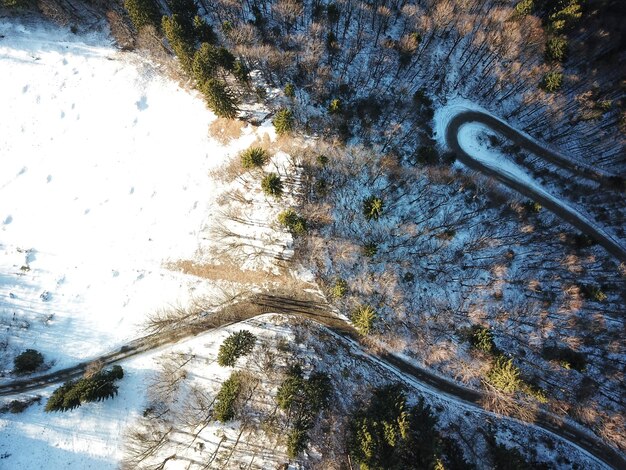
[261,173,284,198]
[14,349,44,374]
[217,330,257,367]
[277,209,307,235]
[351,305,377,336]
[45,366,124,412]
[240,146,269,169]
[272,108,295,135]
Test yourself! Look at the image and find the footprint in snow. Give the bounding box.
[129,187,134,195]
[135,96,148,111]
[22,85,29,93]
[17,167,27,176]
[47,175,52,183]
[3,215,12,225]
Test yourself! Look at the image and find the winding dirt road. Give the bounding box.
[1,292,624,469]
[445,110,626,263]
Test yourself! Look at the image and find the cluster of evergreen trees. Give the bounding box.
[124,0,243,118]
[276,365,332,459]
[348,384,469,470]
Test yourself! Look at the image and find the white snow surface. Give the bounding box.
[0,19,292,470]
[0,19,272,369]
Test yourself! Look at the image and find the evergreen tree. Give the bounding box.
[540,71,563,92]
[217,330,257,367]
[213,372,242,422]
[13,349,44,374]
[348,384,444,470]
[240,146,269,169]
[351,305,377,335]
[272,108,295,135]
[277,209,307,235]
[124,0,161,31]
[200,79,238,118]
[261,173,284,198]
[363,195,384,221]
[545,36,568,62]
[162,14,195,72]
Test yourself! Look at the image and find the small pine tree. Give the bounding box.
[213,372,242,422]
[487,356,522,393]
[351,305,377,335]
[272,108,295,135]
[362,195,384,221]
[328,98,342,115]
[124,0,161,31]
[192,43,220,84]
[233,60,250,83]
[284,83,295,98]
[540,71,563,92]
[362,242,378,258]
[545,36,568,62]
[240,147,269,169]
[200,79,238,119]
[193,15,217,44]
[162,14,195,72]
[330,278,348,298]
[217,330,257,367]
[277,209,307,235]
[14,349,44,374]
[469,325,497,354]
[261,173,284,198]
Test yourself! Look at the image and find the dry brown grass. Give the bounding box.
[165,260,288,284]
[208,118,245,145]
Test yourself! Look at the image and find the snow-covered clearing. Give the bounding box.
[0,19,296,469]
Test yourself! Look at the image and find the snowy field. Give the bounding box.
[0,19,289,469]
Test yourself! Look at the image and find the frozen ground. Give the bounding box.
[0,19,292,469]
